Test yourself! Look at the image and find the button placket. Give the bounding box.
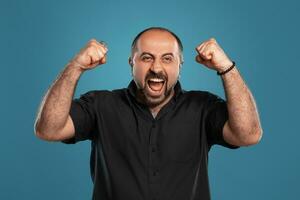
[148,120,162,200]
[148,120,160,184]
[152,122,156,128]
[153,169,159,176]
[151,146,156,153]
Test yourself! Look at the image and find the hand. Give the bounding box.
[195,38,232,72]
[71,39,108,71]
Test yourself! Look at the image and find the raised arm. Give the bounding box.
[195,38,263,146]
[34,39,108,141]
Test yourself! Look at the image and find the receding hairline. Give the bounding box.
[130,27,184,62]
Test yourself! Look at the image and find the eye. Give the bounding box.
[141,56,153,62]
[162,56,173,63]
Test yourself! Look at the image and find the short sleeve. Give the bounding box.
[62,91,97,144]
[205,92,239,149]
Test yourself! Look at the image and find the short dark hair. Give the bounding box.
[130,27,184,63]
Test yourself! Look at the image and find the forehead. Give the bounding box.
[135,30,179,54]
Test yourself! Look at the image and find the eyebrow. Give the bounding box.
[140,52,175,57]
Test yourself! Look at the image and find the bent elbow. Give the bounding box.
[34,124,47,141]
[34,120,42,138]
[34,129,56,141]
[34,121,54,141]
[242,128,263,146]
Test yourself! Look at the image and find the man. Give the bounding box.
[34,27,262,200]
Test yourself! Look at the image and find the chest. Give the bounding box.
[97,101,208,164]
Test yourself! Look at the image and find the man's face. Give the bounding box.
[130,30,181,107]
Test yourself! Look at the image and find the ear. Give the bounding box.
[128,57,133,67]
[129,57,134,77]
[179,60,183,69]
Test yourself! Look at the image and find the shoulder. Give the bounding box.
[79,87,126,98]
[77,90,111,101]
[181,89,222,104]
[77,88,128,105]
[177,90,226,113]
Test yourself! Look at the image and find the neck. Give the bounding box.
[149,89,175,118]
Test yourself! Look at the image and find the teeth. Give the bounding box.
[149,78,164,83]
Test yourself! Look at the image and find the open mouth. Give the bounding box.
[147,78,165,94]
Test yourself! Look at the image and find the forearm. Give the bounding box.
[221,66,262,143]
[34,62,83,135]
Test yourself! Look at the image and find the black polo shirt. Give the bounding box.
[63,80,239,200]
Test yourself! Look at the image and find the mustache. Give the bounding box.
[145,71,167,82]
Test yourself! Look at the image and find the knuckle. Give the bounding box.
[207,42,216,48]
[97,47,104,55]
[86,46,94,52]
[98,51,104,58]
[207,41,214,45]
[207,39,217,46]
[88,39,98,46]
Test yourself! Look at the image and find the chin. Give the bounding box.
[144,94,166,107]
[143,86,173,107]
[135,79,175,107]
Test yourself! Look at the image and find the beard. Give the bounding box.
[135,71,176,108]
[137,82,174,107]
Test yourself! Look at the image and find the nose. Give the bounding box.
[150,59,163,73]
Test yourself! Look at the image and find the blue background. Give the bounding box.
[1,0,299,199]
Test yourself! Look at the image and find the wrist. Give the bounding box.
[66,60,86,74]
[63,61,85,82]
[217,61,235,76]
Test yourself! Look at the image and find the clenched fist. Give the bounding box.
[71,39,108,71]
[195,38,233,72]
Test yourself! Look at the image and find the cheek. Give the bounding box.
[133,66,147,84]
[166,68,180,84]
